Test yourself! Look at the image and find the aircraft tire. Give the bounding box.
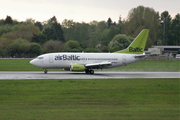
[90,70,94,74]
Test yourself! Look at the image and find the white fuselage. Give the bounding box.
[30,52,145,69]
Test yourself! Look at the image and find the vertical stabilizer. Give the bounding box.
[115,29,149,54]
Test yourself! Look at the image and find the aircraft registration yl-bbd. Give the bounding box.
[30,29,149,74]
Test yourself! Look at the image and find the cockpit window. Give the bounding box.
[37,57,43,59]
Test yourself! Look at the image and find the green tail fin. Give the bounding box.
[114,29,149,54]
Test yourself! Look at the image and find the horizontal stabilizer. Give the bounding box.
[134,55,146,58]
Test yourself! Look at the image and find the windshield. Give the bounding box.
[36,56,44,59]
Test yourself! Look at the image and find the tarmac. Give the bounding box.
[0,71,179,79]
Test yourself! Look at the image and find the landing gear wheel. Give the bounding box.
[44,70,48,74]
[90,70,94,74]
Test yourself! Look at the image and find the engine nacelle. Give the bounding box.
[70,64,85,71]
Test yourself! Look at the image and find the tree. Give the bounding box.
[42,40,64,53]
[84,48,101,52]
[108,26,119,41]
[87,21,98,47]
[34,21,43,31]
[50,16,57,23]
[62,19,75,42]
[171,14,180,45]
[24,18,35,25]
[77,22,89,47]
[42,18,65,42]
[28,43,42,55]
[62,40,82,52]
[101,29,110,46]
[0,24,14,36]
[42,19,53,30]
[123,6,159,47]
[107,17,112,29]
[62,20,90,46]
[65,40,80,49]
[4,16,13,25]
[110,45,119,52]
[0,19,4,26]
[31,34,47,44]
[32,17,65,44]
[101,46,109,52]
[42,27,54,40]
[97,21,108,31]
[117,15,124,34]
[12,20,20,26]
[5,38,30,57]
[2,24,40,42]
[160,11,172,45]
[62,19,75,28]
[101,26,119,46]
[61,19,109,48]
[91,21,108,48]
[52,22,65,42]
[0,37,9,54]
[108,34,133,52]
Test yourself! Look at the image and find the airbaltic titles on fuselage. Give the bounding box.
[55,54,80,61]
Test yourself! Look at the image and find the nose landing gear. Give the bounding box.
[44,69,48,74]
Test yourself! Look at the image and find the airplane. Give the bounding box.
[30,29,149,74]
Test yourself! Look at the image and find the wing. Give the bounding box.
[85,61,112,69]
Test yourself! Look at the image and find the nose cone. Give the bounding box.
[30,59,38,66]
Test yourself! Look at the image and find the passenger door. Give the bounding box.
[49,55,53,63]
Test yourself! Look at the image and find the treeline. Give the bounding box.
[0,6,179,57]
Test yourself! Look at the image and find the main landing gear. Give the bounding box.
[85,69,94,74]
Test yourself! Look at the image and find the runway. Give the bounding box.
[0,71,179,79]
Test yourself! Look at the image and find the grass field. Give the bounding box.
[0,78,179,120]
[0,59,179,71]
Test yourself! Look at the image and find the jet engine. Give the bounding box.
[69,64,85,71]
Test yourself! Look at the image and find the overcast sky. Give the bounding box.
[0,0,179,23]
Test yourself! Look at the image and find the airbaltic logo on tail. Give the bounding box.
[129,47,143,52]
[55,54,80,61]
